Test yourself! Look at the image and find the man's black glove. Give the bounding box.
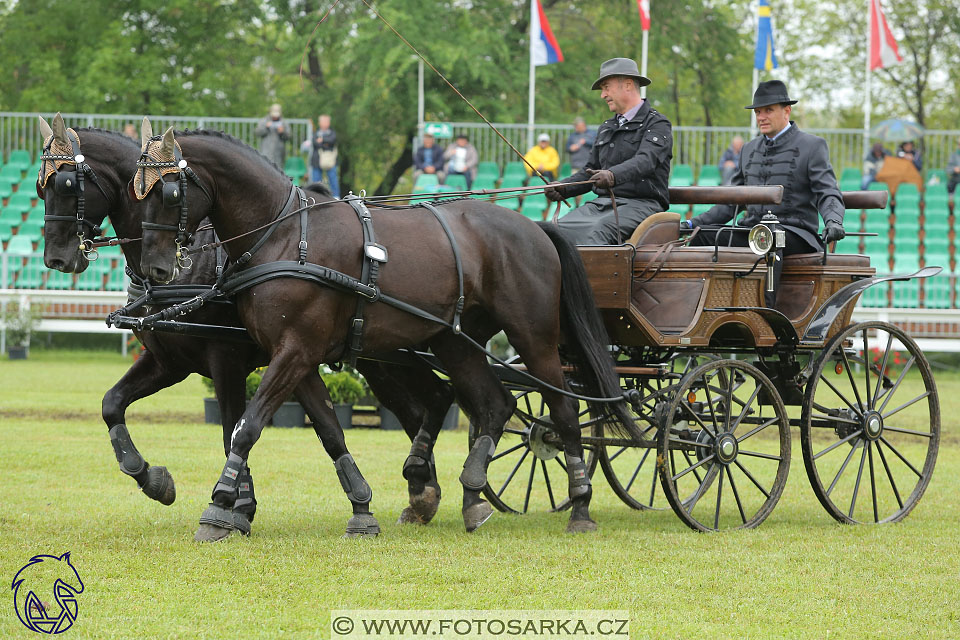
[544,182,565,202]
[586,168,616,189]
[822,221,845,244]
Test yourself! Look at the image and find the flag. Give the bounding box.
[531,0,563,66]
[754,0,778,71]
[637,0,651,31]
[869,0,901,70]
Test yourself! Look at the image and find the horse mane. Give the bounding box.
[75,127,140,148]
[176,128,289,180]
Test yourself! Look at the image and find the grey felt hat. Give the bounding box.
[744,80,798,109]
[591,58,651,90]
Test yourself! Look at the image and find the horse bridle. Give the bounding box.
[36,128,111,258]
[135,135,212,270]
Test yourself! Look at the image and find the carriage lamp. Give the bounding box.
[749,214,785,293]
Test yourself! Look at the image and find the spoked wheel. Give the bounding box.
[658,359,791,532]
[471,387,598,514]
[800,321,939,524]
[600,353,719,510]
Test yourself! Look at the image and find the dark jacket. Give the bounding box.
[413,144,445,172]
[691,123,843,249]
[308,128,337,169]
[557,101,672,210]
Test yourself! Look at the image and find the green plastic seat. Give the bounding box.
[892,243,920,273]
[520,200,545,221]
[580,191,599,204]
[283,156,307,181]
[5,234,34,254]
[13,256,44,289]
[0,164,23,180]
[863,213,890,234]
[17,220,43,237]
[522,193,548,209]
[0,221,14,244]
[924,185,949,206]
[925,169,947,187]
[413,173,439,190]
[923,275,953,309]
[843,209,863,231]
[75,261,111,291]
[923,250,949,270]
[696,165,721,186]
[105,267,128,291]
[495,197,520,211]
[667,203,690,217]
[470,176,497,197]
[502,162,527,180]
[6,192,34,215]
[839,167,861,184]
[669,164,693,187]
[691,204,712,218]
[7,150,31,172]
[833,235,861,254]
[559,162,572,179]
[859,282,889,307]
[443,173,468,191]
[498,176,526,191]
[840,179,861,192]
[865,247,889,273]
[0,181,12,201]
[0,208,23,225]
[44,269,73,290]
[867,182,889,191]
[924,218,949,236]
[476,161,499,180]
[27,205,45,221]
[890,280,919,308]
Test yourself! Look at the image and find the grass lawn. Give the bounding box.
[1,350,958,639]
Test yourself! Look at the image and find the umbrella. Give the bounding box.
[871,119,925,142]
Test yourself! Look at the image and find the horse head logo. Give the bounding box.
[11,552,84,634]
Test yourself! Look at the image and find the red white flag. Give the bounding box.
[637,0,650,32]
[869,0,901,70]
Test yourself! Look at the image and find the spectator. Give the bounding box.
[947,136,960,196]
[443,134,478,189]
[255,103,290,169]
[413,133,445,183]
[524,133,560,182]
[718,136,744,185]
[122,123,139,143]
[566,118,596,173]
[861,143,890,189]
[898,140,922,172]
[302,114,339,198]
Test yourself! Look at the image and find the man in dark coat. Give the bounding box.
[545,58,672,245]
[685,80,845,307]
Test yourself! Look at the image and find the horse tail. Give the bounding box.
[535,222,641,443]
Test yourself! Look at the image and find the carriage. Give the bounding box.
[464,187,940,532]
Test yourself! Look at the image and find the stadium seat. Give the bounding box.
[895,183,920,207]
[502,162,527,180]
[520,199,545,221]
[13,256,44,289]
[833,234,861,254]
[925,169,947,187]
[413,173,439,190]
[859,282,888,307]
[498,175,526,192]
[843,208,863,231]
[553,201,575,218]
[892,239,920,272]
[669,164,693,187]
[6,150,31,173]
[6,192,34,215]
[283,156,307,181]
[580,191,598,204]
[470,176,497,197]
[864,246,890,272]
[696,165,721,186]
[17,220,43,238]
[476,161,499,181]
[925,202,950,220]
[840,179,861,192]
[867,182,889,192]
[924,185,949,207]
[667,203,690,217]
[923,275,953,309]
[691,204,712,218]
[839,167,861,184]
[495,197,520,211]
[0,221,14,245]
[522,193,548,209]
[0,207,22,225]
[0,181,11,202]
[0,164,23,181]
[863,212,890,235]
[890,279,919,308]
[924,216,949,236]
[5,234,33,254]
[443,173,468,191]
[44,269,73,290]
[559,162,572,179]
[105,267,128,291]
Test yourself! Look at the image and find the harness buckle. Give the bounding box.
[357,284,378,300]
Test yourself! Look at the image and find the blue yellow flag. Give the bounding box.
[754,0,778,71]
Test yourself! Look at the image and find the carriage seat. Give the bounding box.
[628,212,680,246]
[782,252,871,268]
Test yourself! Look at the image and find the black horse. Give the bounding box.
[37,115,454,538]
[134,121,641,540]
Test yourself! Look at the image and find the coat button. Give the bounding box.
[652,136,658,141]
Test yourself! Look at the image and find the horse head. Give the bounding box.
[38,113,140,273]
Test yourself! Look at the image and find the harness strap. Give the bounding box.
[342,194,387,366]
[421,202,465,333]
[216,185,300,286]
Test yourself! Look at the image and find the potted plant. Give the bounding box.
[202,369,264,424]
[3,303,40,360]
[379,403,461,430]
[322,370,364,429]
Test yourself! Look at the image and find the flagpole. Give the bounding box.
[640,29,649,99]
[750,0,759,136]
[863,0,872,159]
[527,0,536,151]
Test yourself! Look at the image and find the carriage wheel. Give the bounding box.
[658,359,791,532]
[600,353,719,510]
[800,321,939,524]
[470,388,598,514]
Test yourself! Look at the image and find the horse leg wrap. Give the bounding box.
[198,502,249,535]
[402,431,434,480]
[565,453,592,500]
[334,454,372,504]
[460,435,495,491]
[109,424,146,479]
[233,467,257,523]
[211,452,245,505]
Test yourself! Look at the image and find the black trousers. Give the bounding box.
[688,227,819,307]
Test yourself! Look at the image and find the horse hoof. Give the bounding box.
[194,523,234,543]
[408,486,440,524]
[345,513,380,538]
[141,465,176,506]
[565,518,598,534]
[397,506,425,525]
[463,501,493,533]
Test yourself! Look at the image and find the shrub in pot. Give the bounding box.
[3,303,40,359]
[322,370,364,429]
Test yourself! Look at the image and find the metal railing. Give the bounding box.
[1,112,313,168]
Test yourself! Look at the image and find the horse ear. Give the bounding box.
[160,126,176,157]
[59,552,71,562]
[51,112,68,146]
[141,117,154,149]
[38,115,53,142]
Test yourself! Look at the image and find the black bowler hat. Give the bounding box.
[744,80,798,109]
[591,58,651,90]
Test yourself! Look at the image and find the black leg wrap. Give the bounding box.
[233,468,257,523]
[334,454,372,504]
[140,465,176,506]
[198,502,250,535]
[460,435,495,491]
[109,424,147,479]
[402,430,434,480]
[565,453,591,500]
[211,452,245,506]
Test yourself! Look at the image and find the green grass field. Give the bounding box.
[1,351,958,639]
